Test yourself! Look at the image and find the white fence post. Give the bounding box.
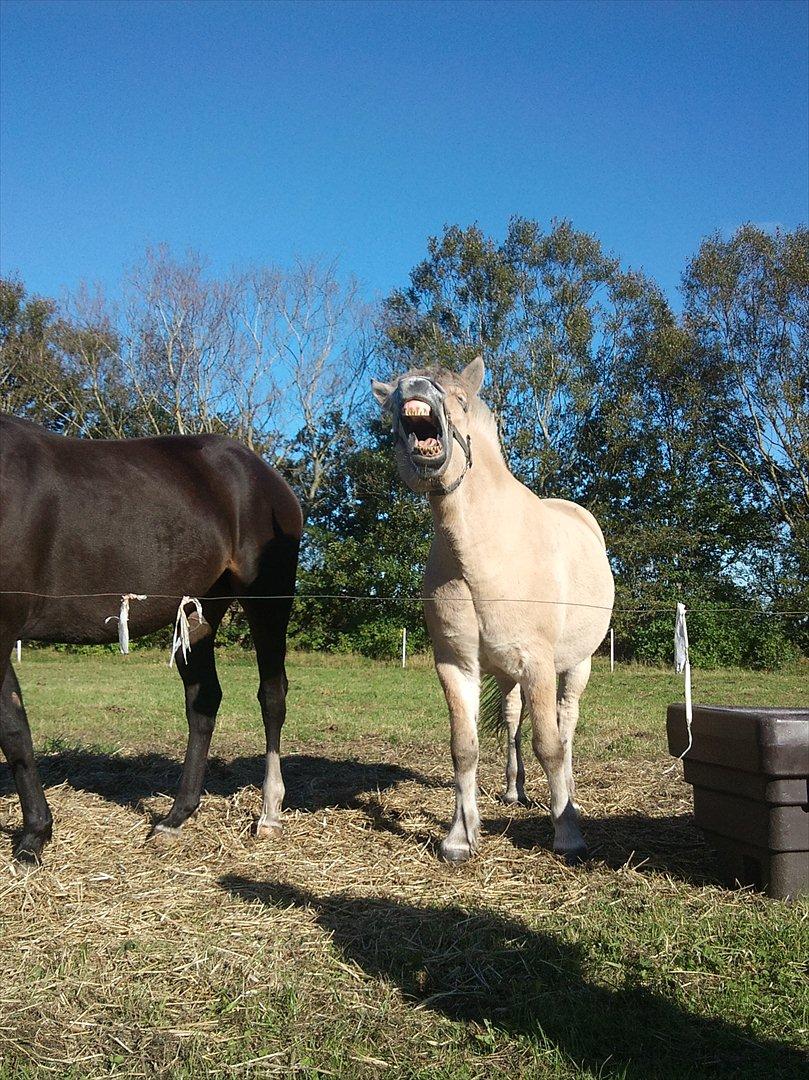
[609,628,614,673]
[15,640,22,663]
[401,628,407,668]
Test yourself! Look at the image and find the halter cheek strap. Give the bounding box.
[433,423,472,496]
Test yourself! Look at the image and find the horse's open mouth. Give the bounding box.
[400,399,446,467]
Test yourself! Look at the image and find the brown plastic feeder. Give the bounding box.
[666,704,809,900]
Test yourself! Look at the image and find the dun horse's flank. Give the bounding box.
[372,357,614,862]
[0,415,302,862]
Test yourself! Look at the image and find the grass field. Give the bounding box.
[1,650,807,1079]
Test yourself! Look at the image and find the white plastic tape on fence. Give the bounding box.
[105,594,147,655]
[169,596,207,667]
[674,602,693,757]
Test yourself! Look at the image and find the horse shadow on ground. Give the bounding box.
[355,790,722,890]
[219,876,805,1080]
[0,745,432,816]
[483,809,722,887]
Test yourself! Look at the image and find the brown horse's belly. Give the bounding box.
[21,596,194,645]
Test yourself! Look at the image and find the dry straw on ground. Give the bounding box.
[1,741,805,1079]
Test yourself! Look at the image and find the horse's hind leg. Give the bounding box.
[557,656,591,809]
[0,663,52,862]
[240,595,293,839]
[154,602,228,837]
[498,679,526,806]
[523,652,587,863]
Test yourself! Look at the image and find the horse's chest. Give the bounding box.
[425,585,534,678]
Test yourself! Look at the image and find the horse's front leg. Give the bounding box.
[0,662,52,862]
[435,659,481,863]
[556,656,592,811]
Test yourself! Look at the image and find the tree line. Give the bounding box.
[2,220,806,666]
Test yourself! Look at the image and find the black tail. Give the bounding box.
[478,675,527,737]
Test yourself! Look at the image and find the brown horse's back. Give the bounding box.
[0,414,302,862]
[0,415,301,644]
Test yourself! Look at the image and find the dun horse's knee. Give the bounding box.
[531,733,563,769]
[449,738,478,775]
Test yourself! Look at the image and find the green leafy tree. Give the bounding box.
[289,417,432,657]
[683,225,809,629]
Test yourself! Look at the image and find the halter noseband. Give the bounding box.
[394,377,473,496]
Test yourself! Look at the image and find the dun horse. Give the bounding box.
[0,415,302,862]
[372,357,614,862]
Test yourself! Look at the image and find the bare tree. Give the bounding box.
[267,260,375,519]
[4,252,376,521]
[120,246,236,436]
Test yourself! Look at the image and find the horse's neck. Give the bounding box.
[428,434,514,571]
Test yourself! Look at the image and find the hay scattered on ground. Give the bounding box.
[1,742,803,1078]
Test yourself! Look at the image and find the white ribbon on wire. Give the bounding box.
[169,596,207,667]
[105,594,147,655]
[674,601,693,758]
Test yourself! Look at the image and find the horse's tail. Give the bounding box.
[478,675,527,736]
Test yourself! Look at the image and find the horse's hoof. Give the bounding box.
[439,841,474,864]
[13,842,44,866]
[255,820,283,840]
[12,828,49,865]
[498,791,529,807]
[150,823,182,845]
[555,843,589,866]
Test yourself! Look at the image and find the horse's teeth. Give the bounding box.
[402,401,431,417]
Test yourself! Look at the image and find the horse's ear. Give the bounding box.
[460,355,485,396]
[371,378,395,407]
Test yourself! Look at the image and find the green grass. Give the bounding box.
[2,650,808,1079]
[14,648,809,758]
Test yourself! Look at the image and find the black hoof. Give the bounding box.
[557,844,589,866]
[13,830,48,864]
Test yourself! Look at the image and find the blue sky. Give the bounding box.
[1,0,807,310]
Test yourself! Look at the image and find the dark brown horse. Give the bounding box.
[0,414,302,862]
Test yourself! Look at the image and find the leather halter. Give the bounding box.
[394,379,473,496]
[433,423,472,495]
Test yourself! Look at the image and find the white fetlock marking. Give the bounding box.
[152,822,182,837]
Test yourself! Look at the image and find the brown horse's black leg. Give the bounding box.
[0,663,52,862]
[153,604,227,837]
[240,594,294,838]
